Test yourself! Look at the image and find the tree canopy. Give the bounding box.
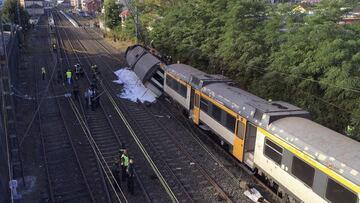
[2,0,30,26]
[103,0,122,29]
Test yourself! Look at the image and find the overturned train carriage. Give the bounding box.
[125,44,360,203]
[125,45,165,96]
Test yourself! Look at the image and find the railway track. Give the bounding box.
[51,12,122,203]
[54,11,158,202]
[34,20,94,202]
[59,12,240,202]
[81,20,285,202]
[83,22,285,203]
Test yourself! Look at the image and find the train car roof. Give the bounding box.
[202,83,309,126]
[125,45,147,68]
[166,64,206,83]
[270,117,360,185]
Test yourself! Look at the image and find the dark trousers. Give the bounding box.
[127,176,134,194]
[91,98,95,111]
[73,91,79,100]
[121,166,127,180]
[42,73,45,80]
[111,169,120,190]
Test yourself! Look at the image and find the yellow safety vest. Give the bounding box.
[121,154,129,167]
[66,71,72,79]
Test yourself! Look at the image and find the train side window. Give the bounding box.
[173,80,179,92]
[225,113,236,132]
[179,83,187,98]
[264,138,283,165]
[237,121,245,139]
[291,156,315,187]
[166,75,173,87]
[200,98,209,113]
[212,105,222,122]
[325,178,357,203]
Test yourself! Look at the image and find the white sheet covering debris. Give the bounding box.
[113,68,157,103]
[244,188,269,202]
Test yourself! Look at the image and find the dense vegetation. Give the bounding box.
[2,0,30,27]
[115,0,360,140]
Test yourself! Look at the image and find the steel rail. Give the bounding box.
[58,14,180,202]
[34,15,96,202]
[53,11,122,203]
[54,11,129,203]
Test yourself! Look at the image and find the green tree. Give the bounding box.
[261,1,360,140]
[2,0,30,26]
[150,0,360,140]
[104,0,121,29]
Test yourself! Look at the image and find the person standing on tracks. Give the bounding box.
[121,149,129,181]
[74,64,81,80]
[91,74,98,89]
[84,87,92,109]
[90,88,96,111]
[127,159,135,195]
[73,83,79,100]
[41,67,46,80]
[66,69,72,85]
[91,64,98,74]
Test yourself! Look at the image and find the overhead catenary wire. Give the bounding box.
[19,55,59,146]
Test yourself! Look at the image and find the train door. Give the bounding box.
[191,90,200,125]
[244,123,257,169]
[232,117,247,162]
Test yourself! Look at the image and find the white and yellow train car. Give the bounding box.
[125,45,360,203]
[162,64,360,203]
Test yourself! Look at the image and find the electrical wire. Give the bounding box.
[19,55,59,146]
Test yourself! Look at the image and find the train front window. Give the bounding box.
[325,178,357,203]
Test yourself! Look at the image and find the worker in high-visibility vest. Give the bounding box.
[121,149,129,180]
[66,69,72,85]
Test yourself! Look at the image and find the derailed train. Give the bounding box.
[125,44,360,203]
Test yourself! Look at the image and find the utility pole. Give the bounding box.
[134,6,138,42]
[16,0,21,27]
[125,0,141,43]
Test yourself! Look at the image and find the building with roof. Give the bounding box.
[340,5,360,24]
[24,0,45,15]
[82,0,100,13]
[120,9,129,27]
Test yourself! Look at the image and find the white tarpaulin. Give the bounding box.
[113,68,157,103]
[244,188,270,203]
